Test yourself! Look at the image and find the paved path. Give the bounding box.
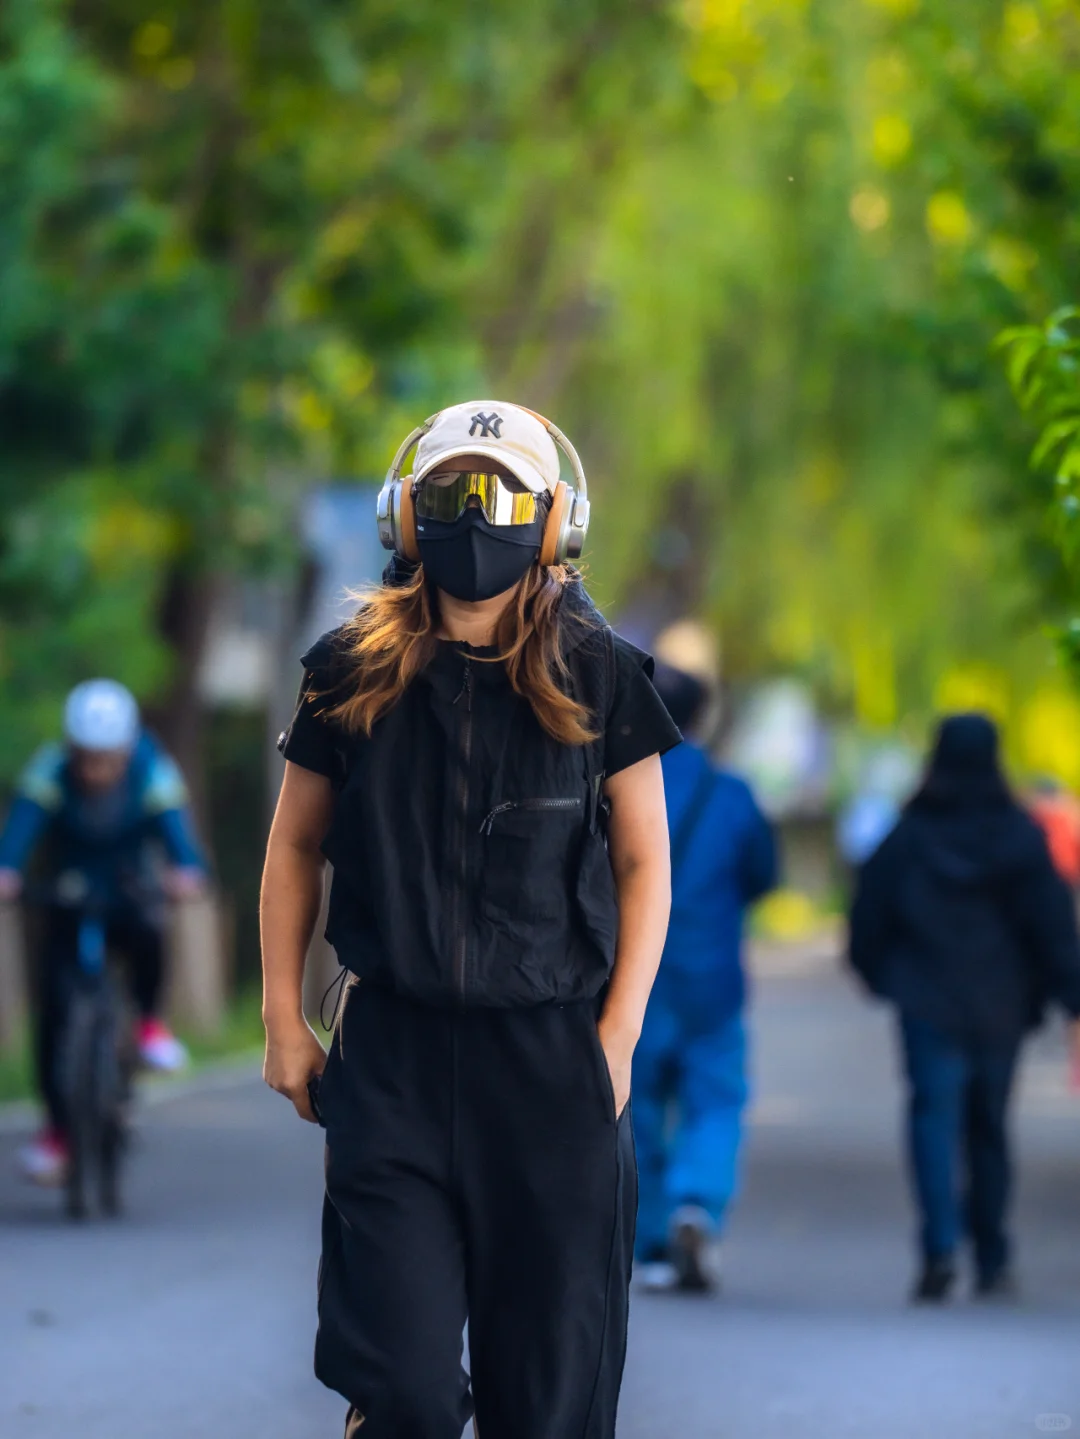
[622,960,1080,1439]
[2,961,1079,1438]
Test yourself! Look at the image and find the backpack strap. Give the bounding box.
[669,766,720,876]
[568,623,616,835]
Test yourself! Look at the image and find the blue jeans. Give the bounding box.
[632,1002,748,1259]
[899,1014,1020,1279]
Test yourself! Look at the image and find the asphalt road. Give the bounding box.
[2,958,1079,1439]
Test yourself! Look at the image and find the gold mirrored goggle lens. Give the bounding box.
[415,471,539,526]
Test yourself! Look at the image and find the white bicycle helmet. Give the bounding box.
[64,679,140,753]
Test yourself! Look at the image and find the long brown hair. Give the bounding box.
[323,564,598,746]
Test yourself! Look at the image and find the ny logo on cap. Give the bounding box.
[469,411,503,439]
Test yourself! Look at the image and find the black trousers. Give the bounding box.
[34,906,165,1134]
[316,982,636,1439]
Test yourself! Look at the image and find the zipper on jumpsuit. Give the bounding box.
[478,797,584,836]
[451,658,474,1000]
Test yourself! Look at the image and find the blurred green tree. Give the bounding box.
[0,0,686,799]
[521,0,1080,735]
[0,0,458,793]
[998,306,1080,665]
[4,0,1080,801]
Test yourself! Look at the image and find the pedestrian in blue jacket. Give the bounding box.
[633,664,778,1292]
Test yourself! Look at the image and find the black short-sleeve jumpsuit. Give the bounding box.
[281,583,680,1439]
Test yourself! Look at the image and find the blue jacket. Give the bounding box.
[656,742,778,1023]
[0,732,206,905]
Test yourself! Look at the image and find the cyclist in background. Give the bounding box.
[0,680,207,1185]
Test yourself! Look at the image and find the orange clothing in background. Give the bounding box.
[1029,792,1080,888]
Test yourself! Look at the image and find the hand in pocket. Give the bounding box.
[597,1016,633,1119]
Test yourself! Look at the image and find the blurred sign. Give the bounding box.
[300,485,385,648]
[833,736,919,865]
[724,679,831,819]
[198,484,384,706]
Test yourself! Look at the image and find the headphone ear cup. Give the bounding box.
[540,482,570,567]
[398,477,420,563]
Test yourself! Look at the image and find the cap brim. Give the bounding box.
[413,444,549,495]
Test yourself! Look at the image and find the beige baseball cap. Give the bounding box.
[413,400,561,496]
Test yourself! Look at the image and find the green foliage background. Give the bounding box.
[3,0,1080,783]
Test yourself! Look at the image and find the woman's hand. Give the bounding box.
[598,1014,636,1120]
[260,763,334,1124]
[596,753,671,1121]
[263,1016,327,1123]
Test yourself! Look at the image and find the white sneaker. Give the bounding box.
[634,1259,680,1293]
[137,1018,189,1072]
[19,1128,69,1187]
[669,1204,722,1292]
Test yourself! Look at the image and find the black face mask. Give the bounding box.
[416,507,544,603]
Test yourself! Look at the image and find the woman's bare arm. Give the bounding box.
[261,761,334,1122]
[600,753,671,1115]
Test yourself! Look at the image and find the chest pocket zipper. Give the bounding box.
[479,797,584,836]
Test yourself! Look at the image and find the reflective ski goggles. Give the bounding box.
[414,469,541,526]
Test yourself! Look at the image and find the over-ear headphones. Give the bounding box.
[376,408,591,568]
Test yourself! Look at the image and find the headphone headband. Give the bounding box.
[384,417,437,487]
[520,408,588,503]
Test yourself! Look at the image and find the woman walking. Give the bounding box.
[261,401,679,1437]
[849,714,1080,1302]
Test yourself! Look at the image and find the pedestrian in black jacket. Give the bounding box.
[849,713,1080,1303]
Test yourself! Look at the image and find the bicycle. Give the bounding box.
[26,874,137,1220]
